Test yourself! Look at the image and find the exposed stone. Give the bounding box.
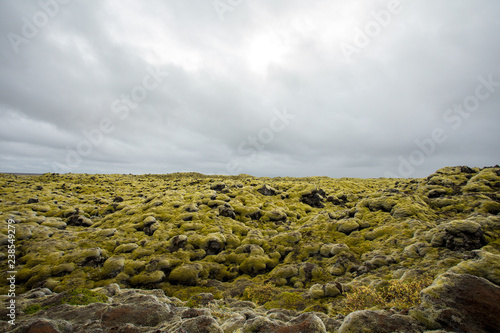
[300,189,326,208]
[67,215,93,227]
[415,273,500,333]
[177,315,223,333]
[220,315,246,333]
[210,183,226,191]
[427,220,486,251]
[338,310,425,333]
[219,205,236,219]
[169,235,188,251]
[180,308,211,319]
[257,185,277,196]
[285,313,327,333]
[28,198,39,204]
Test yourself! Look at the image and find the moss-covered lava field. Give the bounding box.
[1,166,500,332]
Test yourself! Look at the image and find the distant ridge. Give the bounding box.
[0,172,43,175]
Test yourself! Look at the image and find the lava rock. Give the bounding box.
[416,273,500,333]
[338,310,424,333]
[67,215,93,227]
[219,205,236,219]
[300,189,326,208]
[257,184,277,196]
[427,220,486,251]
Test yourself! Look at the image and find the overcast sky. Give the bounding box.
[1,0,499,178]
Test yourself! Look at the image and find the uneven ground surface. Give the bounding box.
[1,166,500,332]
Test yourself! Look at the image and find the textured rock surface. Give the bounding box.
[338,310,425,333]
[414,273,500,333]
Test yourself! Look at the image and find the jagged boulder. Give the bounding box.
[413,273,500,333]
[67,215,93,227]
[257,184,277,196]
[426,220,486,251]
[300,189,326,208]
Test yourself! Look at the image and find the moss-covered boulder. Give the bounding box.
[129,270,166,286]
[300,189,326,208]
[114,243,139,254]
[426,220,487,251]
[101,256,125,279]
[337,219,360,235]
[168,264,204,286]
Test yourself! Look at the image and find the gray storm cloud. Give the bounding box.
[1,0,499,177]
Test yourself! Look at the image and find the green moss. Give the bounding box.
[100,256,125,278]
[463,182,493,193]
[337,219,360,235]
[24,304,49,315]
[61,288,108,305]
[51,263,76,276]
[1,170,498,315]
[132,247,155,259]
[264,292,308,310]
[479,201,500,215]
[123,260,146,275]
[114,243,139,254]
[271,265,299,280]
[242,283,280,305]
[239,255,271,275]
[449,250,500,285]
[129,270,166,286]
[168,264,203,286]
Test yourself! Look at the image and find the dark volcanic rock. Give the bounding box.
[416,273,500,333]
[169,235,188,251]
[101,303,174,328]
[210,183,226,191]
[257,185,277,196]
[67,215,93,227]
[427,220,487,251]
[285,313,327,333]
[218,205,236,219]
[22,318,67,333]
[300,189,326,208]
[176,315,223,333]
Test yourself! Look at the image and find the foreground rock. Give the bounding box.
[338,310,424,333]
[3,265,500,333]
[412,273,500,333]
[0,285,334,332]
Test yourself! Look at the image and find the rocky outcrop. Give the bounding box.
[425,220,487,251]
[300,189,326,208]
[0,286,336,333]
[412,273,500,333]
